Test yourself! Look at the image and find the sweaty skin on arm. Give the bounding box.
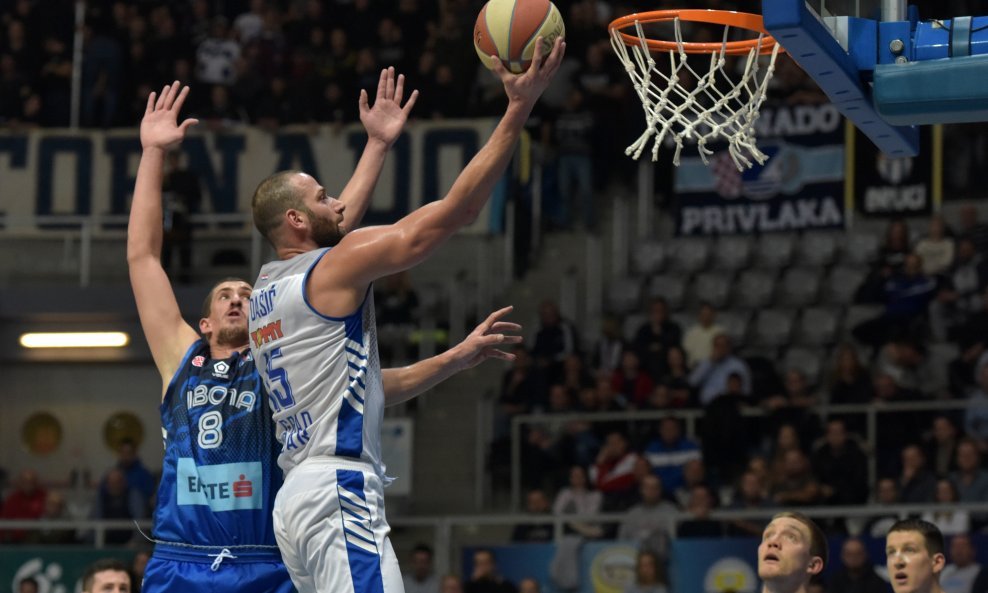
[306,37,567,319]
[126,82,201,394]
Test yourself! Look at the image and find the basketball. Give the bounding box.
[473,0,565,74]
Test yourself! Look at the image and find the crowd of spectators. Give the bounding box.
[493,212,988,552]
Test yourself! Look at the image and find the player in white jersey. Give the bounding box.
[248,38,566,593]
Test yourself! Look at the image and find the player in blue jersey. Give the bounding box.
[249,38,566,593]
[128,77,522,593]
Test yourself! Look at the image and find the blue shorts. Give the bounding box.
[143,544,295,593]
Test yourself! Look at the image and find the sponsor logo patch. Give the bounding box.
[177,459,263,511]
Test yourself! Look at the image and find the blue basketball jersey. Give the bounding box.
[153,339,282,548]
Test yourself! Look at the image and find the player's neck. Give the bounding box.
[762,579,808,593]
[210,341,245,360]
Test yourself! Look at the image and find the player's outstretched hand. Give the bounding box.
[360,66,419,147]
[449,305,523,371]
[489,36,566,107]
[140,81,198,151]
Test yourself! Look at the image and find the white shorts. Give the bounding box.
[273,457,402,593]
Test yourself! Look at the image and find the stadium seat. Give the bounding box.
[779,268,822,307]
[798,232,839,267]
[718,310,751,345]
[693,271,734,308]
[622,313,647,342]
[750,309,795,347]
[633,240,667,275]
[754,234,795,269]
[647,274,688,310]
[841,304,884,337]
[823,266,868,304]
[668,239,711,273]
[783,346,825,385]
[607,276,643,314]
[711,236,753,271]
[733,269,777,308]
[840,232,881,266]
[796,306,842,346]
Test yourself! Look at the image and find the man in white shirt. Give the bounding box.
[940,534,981,593]
[683,302,724,367]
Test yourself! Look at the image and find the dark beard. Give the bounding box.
[217,326,249,348]
[310,215,345,247]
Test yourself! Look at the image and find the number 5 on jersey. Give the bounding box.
[264,347,296,412]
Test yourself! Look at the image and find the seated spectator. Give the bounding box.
[826,538,887,593]
[877,338,942,396]
[933,238,988,339]
[677,484,723,538]
[498,346,545,431]
[828,344,874,435]
[591,315,624,373]
[965,365,988,441]
[921,479,970,536]
[375,271,419,365]
[940,534,981,593]
[443,575,465,593]
[701,378,751,480]
[131,550,151,593]
[561,354,593,394]
[1,469,47,543]
[950,438,988,506]
[28,491,78,545]
[898,444,938,503]
[465,549,517,593]
[633,298,682,379]
[812,418,869,505]
[854,253,937,352]
[726,470,772,537]
[518,578,540,593]
[657,346,693,406]
[553,465,603,539]
[959,204,988,254]
[611,350,654,408]
[531,299,580,384]
[590,432,641,511]
[924,416,960,477]
[643,417,701,496]
[863,478,904,538]
[92,468,146,545]
[760,370,822,447]
[403,544,439,593]
[771,449,822,507]
[17,577,38,593]
[673,459,712,508]
[914,215,955,277]
[81,558,131,593]
[682,302,724,368]
[115,438,155,508]
[767,424,805,481]
[618,475,677,556]
[689,334,752,406]
[623,550,669,593]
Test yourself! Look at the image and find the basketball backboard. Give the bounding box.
[763,0,988,157]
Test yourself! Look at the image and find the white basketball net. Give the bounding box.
[609,17,781,171]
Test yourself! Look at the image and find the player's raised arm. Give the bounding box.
[381,306,522,406]
[335,67,418,231]
[308,37,565,312]
[127,81,201,386]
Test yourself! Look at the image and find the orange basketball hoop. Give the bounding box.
[608,10,782,56]
[607,9,784,170]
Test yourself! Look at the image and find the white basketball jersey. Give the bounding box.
[248,248,385,479]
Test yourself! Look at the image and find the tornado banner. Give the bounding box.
[672,103,846,236]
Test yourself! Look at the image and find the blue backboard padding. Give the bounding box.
[874,54,988,124]
[913,18,988,61]
[763,0,919,156]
